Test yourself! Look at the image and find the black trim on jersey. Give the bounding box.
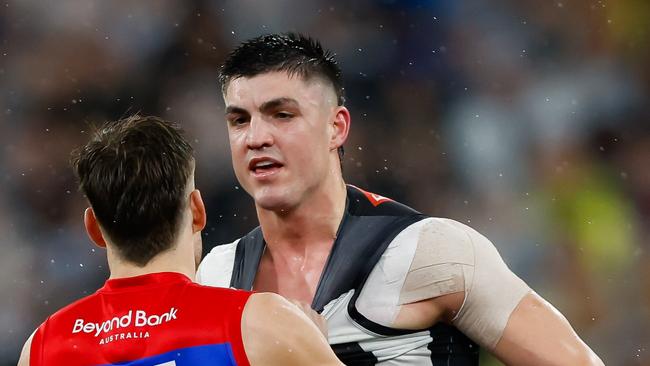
[347,295,416,336]
[331,342,378,366]
[312,186,425,311]
[229,228,264,290]
[428,325,479,365]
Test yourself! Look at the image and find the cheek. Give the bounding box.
[228,134,247,172]
[228,131,245,155]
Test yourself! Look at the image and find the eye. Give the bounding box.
[228,115,249,126]
[275,111,294,120]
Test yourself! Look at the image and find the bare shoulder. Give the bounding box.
[241,293,342,366]
[241,292,315,341]
[244,292,292,317]
[17,331,35,366]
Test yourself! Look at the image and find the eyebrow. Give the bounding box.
[225,105,248,115]
[225,97,300,115]
[259,97,299,113]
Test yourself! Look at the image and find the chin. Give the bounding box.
[253,187,297,212]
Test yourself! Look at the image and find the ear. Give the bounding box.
[330,106,351,151]
[190,189,207,233]
[84,207,107,248]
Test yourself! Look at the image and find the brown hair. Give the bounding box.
[71,115,194,266]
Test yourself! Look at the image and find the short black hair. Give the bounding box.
[71,115,194,266]
[220,32,346,159]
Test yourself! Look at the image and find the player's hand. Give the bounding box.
[289,300,328,338]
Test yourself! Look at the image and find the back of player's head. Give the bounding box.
[219,32,345,106]
[71,115,194,266]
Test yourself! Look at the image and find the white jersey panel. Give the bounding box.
[355,219,424,326]
[324,290,434,366]
[196,239,239,288]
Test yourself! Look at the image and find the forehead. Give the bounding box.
[224,71,336,108]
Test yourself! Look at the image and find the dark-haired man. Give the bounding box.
[18,116,342,366]
[198,33,604,365]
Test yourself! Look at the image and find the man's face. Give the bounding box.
[223,71,338,211]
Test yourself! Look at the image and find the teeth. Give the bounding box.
[255,161,275,168]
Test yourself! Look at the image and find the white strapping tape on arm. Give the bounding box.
[398,218,530,350]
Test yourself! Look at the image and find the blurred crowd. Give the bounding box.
[1,0,648,364]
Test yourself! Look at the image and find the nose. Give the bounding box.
[246,116,274,150]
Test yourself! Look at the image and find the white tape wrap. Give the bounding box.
[357,218,530,350]
[444,220,530,350]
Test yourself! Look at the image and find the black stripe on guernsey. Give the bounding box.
[428,326,479,365]
[331,342,378,366]
[347,293,415,336]
[312,186,425,311]
[229,227,264,290]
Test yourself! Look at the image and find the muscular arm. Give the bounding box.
[241,292,343,366]
[390,218,603,365]
[493,292,604,366]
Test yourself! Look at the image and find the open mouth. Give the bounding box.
[249,158,284,176]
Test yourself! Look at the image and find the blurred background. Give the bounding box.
[1,0,648,364]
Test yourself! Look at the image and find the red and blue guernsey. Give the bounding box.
[29,272,252,366]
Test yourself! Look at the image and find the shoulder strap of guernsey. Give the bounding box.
[312,185,426,311]
[230,227,264,290]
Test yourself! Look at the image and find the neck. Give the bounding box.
[257,177,347,253]
[106,241,196,281]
